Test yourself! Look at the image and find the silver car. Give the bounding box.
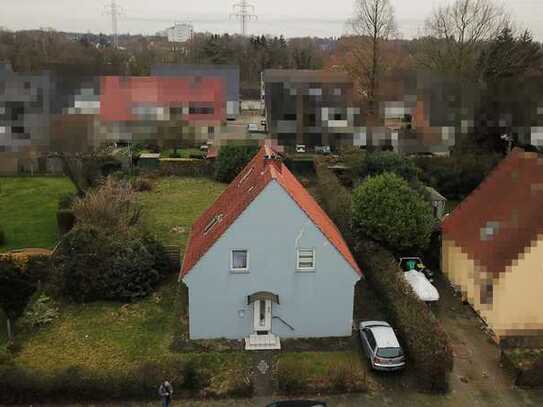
[359,321,406,371]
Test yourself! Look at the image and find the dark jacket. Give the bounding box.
[158,382,174,398]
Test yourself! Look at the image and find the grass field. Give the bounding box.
[138,177,225,248]
[0,177,75,252]
[275,351,370,394]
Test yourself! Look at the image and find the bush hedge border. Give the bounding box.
[314,157,453,392]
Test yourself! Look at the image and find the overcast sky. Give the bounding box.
[1,0,542,39]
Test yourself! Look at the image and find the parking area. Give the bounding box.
[354,274,543,406]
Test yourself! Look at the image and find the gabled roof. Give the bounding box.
[180,145,362,278]
[442,148,543,275]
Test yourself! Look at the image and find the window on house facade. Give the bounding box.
[231,249,249,272]
[297,248,315,271]
[480,276,494,305]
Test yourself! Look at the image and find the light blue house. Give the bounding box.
[180,146,362,350]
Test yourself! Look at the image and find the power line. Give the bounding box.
[230,0,257,36]
[103,0,124,48]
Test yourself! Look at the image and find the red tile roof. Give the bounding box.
[180,145,362,278]
[442,148,543,275]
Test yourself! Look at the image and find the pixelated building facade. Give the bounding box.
[442,149,543,346]
[262,69,365,148]
[0,63,233,174]
[0,64,52,173]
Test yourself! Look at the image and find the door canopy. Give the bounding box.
[247,291,279,305]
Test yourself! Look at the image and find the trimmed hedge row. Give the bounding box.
[501,349,543,387]
[159,159,214,177]
[275,352,369,396]
[0,354,253,403]
[313,157,353,242]
[313,158,453,393]
[354,239,453,392]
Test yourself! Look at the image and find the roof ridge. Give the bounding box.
[442,149,521,229]
[180,145,362,278]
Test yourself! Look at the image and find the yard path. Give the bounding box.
[431,275,530,406]
[250,351,275,397]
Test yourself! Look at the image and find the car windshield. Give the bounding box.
[377,347,403,358]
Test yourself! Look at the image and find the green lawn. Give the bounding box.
[6,177,229,375]
[139,177,225,248]
[275,351,370,394]
[15,274,179,372]
[0,177,75,252]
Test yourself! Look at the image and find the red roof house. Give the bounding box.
[442,148,543,343]
[181,145,361,349]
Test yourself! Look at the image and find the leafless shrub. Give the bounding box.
[72,177,142,234]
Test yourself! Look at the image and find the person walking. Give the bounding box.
[158,380,174,407]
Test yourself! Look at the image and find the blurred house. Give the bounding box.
[0,63,51,173]
[97,75,226,148]
[262,69,364,149]
[152,64,240,120]
[442,149,543,347]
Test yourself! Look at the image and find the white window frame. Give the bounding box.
[297,248,316,272]
[231,249,249,273]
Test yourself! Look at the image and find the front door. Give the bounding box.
[253,299,272,334]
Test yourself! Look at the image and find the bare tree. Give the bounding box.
[350,0,397,115]
[418,0,509,79]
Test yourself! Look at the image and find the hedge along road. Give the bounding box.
[20,387,543,407]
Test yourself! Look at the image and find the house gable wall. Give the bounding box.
[443,236,543,340]
[184,180,359,339]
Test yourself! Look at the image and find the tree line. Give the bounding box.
[1,0,543,151]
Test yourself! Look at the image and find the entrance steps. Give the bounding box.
[245,333,281,350]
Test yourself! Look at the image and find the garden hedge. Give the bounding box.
[313,157,353,242]
[414,153,500,200]
[314,158,453,393]
[501,349,543,387]
[353,239,453,392]
[159,159,214,177]
[0,354,252,403]
[215,145,259,183]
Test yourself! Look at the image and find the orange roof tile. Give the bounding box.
[180,145,362,277]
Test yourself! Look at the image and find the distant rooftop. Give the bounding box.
[262,69,351,83]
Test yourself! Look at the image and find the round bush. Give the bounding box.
[352,172,434,252]
[52,226,170,302]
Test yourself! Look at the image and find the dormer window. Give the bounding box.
[204,213,223,235]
